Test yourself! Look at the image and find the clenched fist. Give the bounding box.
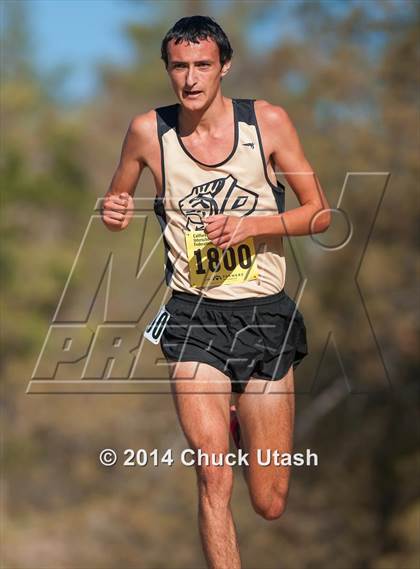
[203,214,256,249]
[101,192,134,231]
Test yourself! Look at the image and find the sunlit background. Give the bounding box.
[2,1,419,568]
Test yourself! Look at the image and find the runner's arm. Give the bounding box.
[252,102,331,238]
[101,113,153,231]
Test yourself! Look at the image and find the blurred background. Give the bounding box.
[1,1,419,568]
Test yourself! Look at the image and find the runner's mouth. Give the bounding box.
[183,90,202,98]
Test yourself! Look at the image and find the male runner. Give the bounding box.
[101,16,330,569]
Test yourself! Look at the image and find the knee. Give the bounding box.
[198,464,233,508]
[253,493,287,521]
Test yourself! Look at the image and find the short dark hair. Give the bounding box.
[161,16,233,67]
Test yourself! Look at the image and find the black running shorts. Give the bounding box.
[160,290,308,394]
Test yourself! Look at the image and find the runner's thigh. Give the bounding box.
[169,361,232,453]
[236,366,295,492]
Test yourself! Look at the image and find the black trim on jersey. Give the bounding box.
[154,104,178,285]
[175,99,239,168]
[234,98,255,125]
[156,104,178,198]
[153,196,174,286]
[251,99,286,213]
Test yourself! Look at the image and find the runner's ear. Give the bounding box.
[221,59,232,78]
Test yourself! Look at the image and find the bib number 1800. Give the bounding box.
[194,244,252,274]
[185,230,258,288]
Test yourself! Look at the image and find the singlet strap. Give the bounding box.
[248,98,286,211]
[234,98,256,125]
[155,104,178,198]
[156,104,178,138]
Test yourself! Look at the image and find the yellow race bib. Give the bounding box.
[185,230,259,288]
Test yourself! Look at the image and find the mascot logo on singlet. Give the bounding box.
[179,174,258,231]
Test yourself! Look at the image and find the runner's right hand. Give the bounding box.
[101,192,134,231]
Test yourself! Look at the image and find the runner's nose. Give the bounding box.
[186,66,198,87]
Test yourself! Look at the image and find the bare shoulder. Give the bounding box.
[254,99,289,121]
[128,109,158,142]
[254,99,296,139]
[123,109,159,164]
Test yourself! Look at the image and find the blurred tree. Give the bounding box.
[1,0,90,363]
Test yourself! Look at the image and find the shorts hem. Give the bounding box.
[162,355,235,382]
[250,358,294,382]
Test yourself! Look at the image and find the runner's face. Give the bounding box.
[166,38,231,109]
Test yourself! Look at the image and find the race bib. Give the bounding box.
[185,230,259,288]
[144,306,171,344]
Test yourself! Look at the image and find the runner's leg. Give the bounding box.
[169,361,241,569]
[234,365,295,520]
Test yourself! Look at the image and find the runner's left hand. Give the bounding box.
[203,215,256,250]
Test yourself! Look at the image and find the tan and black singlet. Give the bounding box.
[154,98,286,301]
